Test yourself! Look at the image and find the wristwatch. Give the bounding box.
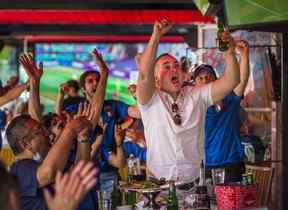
[78,139,89,143]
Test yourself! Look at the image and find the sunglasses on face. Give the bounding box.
[171,103,182,125]
[22,125,49,141]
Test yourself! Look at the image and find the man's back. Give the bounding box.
[10,159,48,210]
[205,91,244,167]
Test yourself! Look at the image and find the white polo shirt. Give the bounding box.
[139,84,213,181]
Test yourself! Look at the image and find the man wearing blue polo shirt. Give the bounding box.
[79,67,140,196]
[194,40,250,183]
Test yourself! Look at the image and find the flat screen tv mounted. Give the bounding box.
[224,0,288,32]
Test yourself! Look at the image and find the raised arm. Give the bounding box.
[54,83,68,115]
[137,18,172,105]
[90,49,109,129]
[19,54,43,122]
[0,83,27,106]
[233,40,250,96]
[90,124,107,158]
[211,31,240,104]
[108,124,126,168]
[74,102,94,162]
[75,127,91,163]
[37,117,92,187]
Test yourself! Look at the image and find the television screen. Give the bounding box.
[34,42,189,112]
[225,0,288,28]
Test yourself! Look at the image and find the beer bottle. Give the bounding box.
[127,154,135,183]
[199,160,206,186]
[125,155,137,206]
[167,181,178,210]
[126,191,136,206]
[111,175,122,209]
[217,22,229,52]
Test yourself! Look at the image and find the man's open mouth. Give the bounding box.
[171,76,179,84]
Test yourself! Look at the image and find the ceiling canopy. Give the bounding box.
[0,0,214,37]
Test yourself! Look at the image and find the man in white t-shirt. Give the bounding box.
[137,18,241,181]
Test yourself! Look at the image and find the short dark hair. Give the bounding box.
[155,53,173,65]
[42,112,58,131]
[193,64,217,80]
[0,161,17,210]
[66,79,80,92]
[79,71,100,90]
[6,114,32,155]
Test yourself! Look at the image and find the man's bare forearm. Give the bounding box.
[109,146,125,168]
[28,80,42,121]
[75,141,91,162]
[139,34,160,79]
[211,51,240,103]
[137,34,159,104]
[234,52,250,96]
[91,69,108,129]
[0,83,27,106]
[54,92,64,115]
[223,51,240,89]
[37,128,76,187]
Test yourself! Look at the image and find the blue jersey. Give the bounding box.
[92,99,128,172]
[123,141,147,162]
[205,92,244,167]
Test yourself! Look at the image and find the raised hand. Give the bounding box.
[74,103,93,141]
[67,117,92,137]
[128,84,137,99]
[220,31,236,54]
[114,123,125,147]
[44,161,97,210]
[236,40,249,56]
[91,122,107,149]
[75,102,92,119]
[75,102,101,124]
[59,83,69,95]
[92,48,109,73]
[19,53,43,83]
[153,18,173,38]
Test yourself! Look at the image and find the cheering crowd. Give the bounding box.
[0,18,252,210]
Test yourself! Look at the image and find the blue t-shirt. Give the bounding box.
[0,109,7,150]
[10,159,98,210]
[205,92,244,167]
[92,99,128,172]
[10,159,48,210]
[64,136,98,210]
[123,141,147,162]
